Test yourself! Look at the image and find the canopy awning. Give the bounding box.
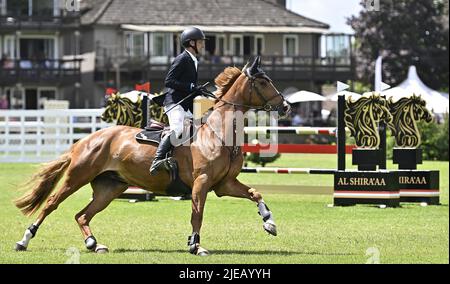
[286,90,326,103]
[121,24,328,34]
[327,91,361,102]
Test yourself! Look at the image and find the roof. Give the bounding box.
[80,0,329,29]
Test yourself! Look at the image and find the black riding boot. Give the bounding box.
[149,131,175,175]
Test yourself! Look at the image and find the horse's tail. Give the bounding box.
[14,152,72,216]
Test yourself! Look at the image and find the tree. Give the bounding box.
[348,0,449,90]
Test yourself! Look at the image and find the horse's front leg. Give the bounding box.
[215,179,277,236]
[188,173,211,256]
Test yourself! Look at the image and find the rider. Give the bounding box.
[150,27,206,175]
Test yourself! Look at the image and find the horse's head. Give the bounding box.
[344,93,393,148]
[410,94,433,123]
[371,94,393,125]
[239,56,291,117]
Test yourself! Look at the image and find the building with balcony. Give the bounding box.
[1,0,354,110]
[0,0,82,109]
[78,0,353,110]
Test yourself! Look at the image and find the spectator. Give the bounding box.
[292,111,304,126]
[1,54,14,69]
[0,95,9,109]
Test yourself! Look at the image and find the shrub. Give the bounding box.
[387,114,449,161]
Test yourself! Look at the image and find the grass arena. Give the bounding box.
[1,154,448,264]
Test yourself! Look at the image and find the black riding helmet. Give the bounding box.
[181,27,206,54]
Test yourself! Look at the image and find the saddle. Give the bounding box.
[135,120,171,145]
[135,119,196,146]
[135,119,195,197]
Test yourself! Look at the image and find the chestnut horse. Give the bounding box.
[14,57,290,256]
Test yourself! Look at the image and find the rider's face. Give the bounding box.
[195,39,205,53]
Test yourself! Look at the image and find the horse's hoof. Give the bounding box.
[263,221,277,236]
[95,244,109,254]
[14,242,27,251]
[196,246,210,256]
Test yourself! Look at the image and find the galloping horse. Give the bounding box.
[14,57,290,255]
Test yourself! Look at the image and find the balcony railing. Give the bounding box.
[0,59,82,85]
[0,13,80,30]
[95,55,353,82]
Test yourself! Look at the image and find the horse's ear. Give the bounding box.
[242,60,250,72]
[256,55,261,67]
[249,56,259,75]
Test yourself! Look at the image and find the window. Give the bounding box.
[3,35,15,59]
[5,87,57,109]
[255,35,264,55]
[19,38,55,59]
[6,87,24,109]
[231,35,243,56]
[32,0,54,17]
[6,0,56,17]
[0,0,6,15]
[125,32,145,57]
[38,88,56,109]
[216,35,226,56]
[7,0,28,16]
[284,35,298,57]
[325,34,351,58]
[152,33,171,57]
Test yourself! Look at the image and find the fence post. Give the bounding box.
[141,94,148,129]
[379,95,387,169]
[337,95,346,171]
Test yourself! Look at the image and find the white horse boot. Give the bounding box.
[15,224,39,251]
[257,201,277,236]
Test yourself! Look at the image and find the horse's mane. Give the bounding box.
[213,67,243,98]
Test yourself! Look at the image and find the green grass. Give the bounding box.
[0,154,448,264]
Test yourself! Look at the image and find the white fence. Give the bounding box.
[0,109,114,163]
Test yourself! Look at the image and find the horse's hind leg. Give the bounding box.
[75,173,128,253]
[214,179,277,236]
[15,174,89,251]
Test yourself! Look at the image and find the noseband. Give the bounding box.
[245,69,285,112]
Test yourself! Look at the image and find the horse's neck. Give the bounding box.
[203,98,247,146]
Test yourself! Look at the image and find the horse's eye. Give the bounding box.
[259,80,268,87]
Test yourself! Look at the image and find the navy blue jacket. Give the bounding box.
[164,50,198,112]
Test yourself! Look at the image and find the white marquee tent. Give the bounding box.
[382,66,449,114]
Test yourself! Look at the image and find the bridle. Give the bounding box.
[210,69,287,113]
[199,67,289,166]
[245,69,286,112]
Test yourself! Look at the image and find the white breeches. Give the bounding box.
[164,104,193,138]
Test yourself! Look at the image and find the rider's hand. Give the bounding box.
[190,84,206,94]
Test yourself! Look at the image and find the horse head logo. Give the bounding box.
[101,93,143,128]
[344,93,393,148]
[387,94,433,148]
